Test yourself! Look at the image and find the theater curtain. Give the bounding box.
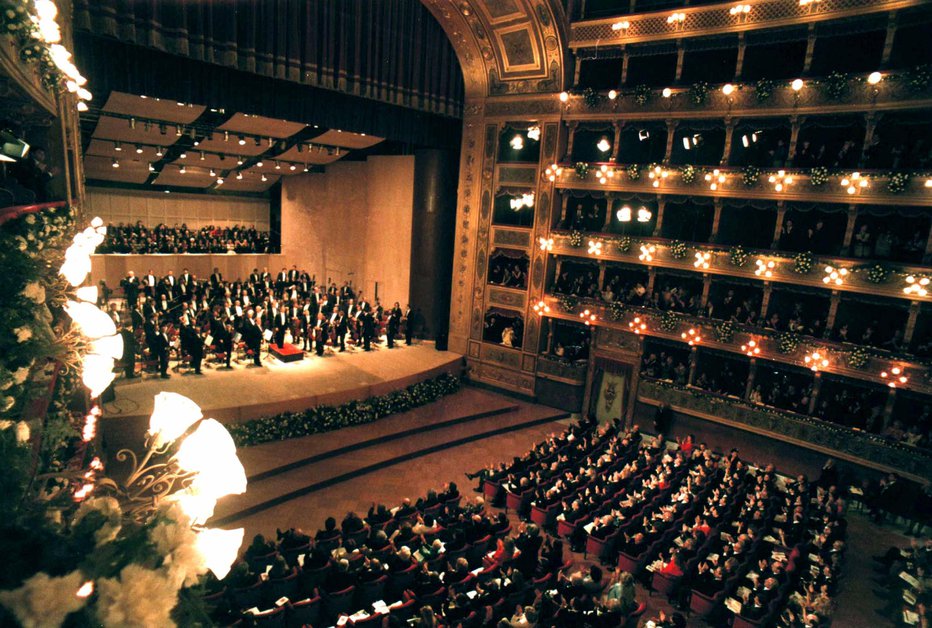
[72,0,465,119]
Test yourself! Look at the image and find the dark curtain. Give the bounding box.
[74,35,461,149]
[73,0,464,119]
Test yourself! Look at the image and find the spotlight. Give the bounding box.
[559,92,569,102]
[617,205,632,222]
[200,151,205,161]
[148,163,155,172]
[596,136,611,153]
[179,165,186,174]
[111,158,119,168]
[261,174,268,182]
[662,88,672,98]
[527,125,541,141]
[224,131,230,142]
[722,83,735,96]
[113,141,122,152]
[533,300,551,316]
[822,266,848,286]
[236,172,243,180]
[628,317,647,334]
[681,328,702,346]
[741,340,760,356]
[129,117,136,129]
[135,144,143,154]
[755,258,775,278]
[510,134,524,150]
[176,125,183,136]
[274,161,281,170]
[867,71,882,85]
[179,151,187,159]
[238,135,246,146]
[580,309,597,326]
[237,156,244,165]
[209,169,216,177]
[156,147,164,157]
[791,79,804,92]
[216,178,224,185]
[804,351,829,372]
[694,251,711,269]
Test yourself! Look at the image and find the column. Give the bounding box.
[802,23,817,74]
[653,197,666,237]
[573,56,583,88]
[825,291,840,337]
[721,119,736,166]
[687,346,698,385]
[700,275,712,311]
[881,388,897,431]
[760,283,773,320]
[745,359,757,400]
[646,267,657,294]
[710,199,723,243]
[788,116,802,164]
[881,12,898,66]
[808,372,822,415]
[610,122,623,162]
[842,206,858,253]
[734,33,746,80]
[674,40,686,82]
[664,121,678,163]
[564,122,579,162]
[560,193,569,226]
[602,194,614,231]
[597,262,607,291]
[621,50,630,86]
[545,318,554,353]
[772,201,786,248]
[904,301,921,345]
[409,149,458,345]
[861,113,877,166]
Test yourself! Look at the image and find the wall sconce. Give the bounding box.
[596,136,612,153]
[741,340,760,356]
[639,244,656,262]
[880,366,908,388]
[533,300,550,316]
[694,251,711,269]
[608,90,618,100]
[611,20,630,33]
[804,350,829,371]
[648,165,668,188]
[510,134,524,150]
[598,164,615,184]
[539,237,554,251]
[823,266,848,285]
[637,207,652,222]
[667,12,686,28]
[559,91,569,102]
[729,4,751,21]
[755,258,775,278]
[681,328,702,345]
[840,172,868,195]
[768,170,793,192]
[662,88,673,98]
[526,125,541,141]
[580,309,597,326]
[545,163,563,182]
[629,316,647,334]
[904,275,930,296]
[588,240,603,255]
[705,169,727,191]
[510,193,535,210]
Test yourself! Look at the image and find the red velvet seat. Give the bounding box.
[556,518,578,541]
[650,571,681,599]
[505,488,531,515]
[530,503,559,530]
[482,479,503,505]
[356,574,388,606]
[286,592,320,628]
[322,585,356,620]
[250,605,286,626]
[689,589,723,618]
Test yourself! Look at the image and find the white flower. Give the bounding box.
[0,419,12,430]
[149,517,207,588]
[73,496,122,545]
[1,397,13,412]
[14,327,32,343]
[20,282,45,304]
[24,214,35,224]
[13,368,29,385]
[97,564,178,627]
[15,421,29,443]
[0,570,87,628]
[15,237,27,251]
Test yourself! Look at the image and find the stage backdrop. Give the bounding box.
[281,155,414,307]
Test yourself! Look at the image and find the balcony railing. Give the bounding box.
[637,377,932,482]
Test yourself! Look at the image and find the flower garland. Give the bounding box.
[729,245,749,267]
[582,87,602,109]
[689,81,709,106]
[558,293,579,312]
[822,71,849,100]
[714,321,736,343]
[809,166,829,186]
[575,162,590,180]
[887,172,910,194]
[755,78,775,102]
[228,372,461,447]
[615,236,633,254]
[659,311,680,333]
[864,263,888,284]
[609,301,626,322]
[626,163,642,180]
[669,240,689,260]
[903,64,930,93]
[742,165,761,187]
[847,346,871,369]
[634,84,652,106]
[680,165,697,185]
[792,251,813,274]
[777,331,801,354]
[568,229,583,247]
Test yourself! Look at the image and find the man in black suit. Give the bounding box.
[404,304,413,345]
[180,320,203,375]
[118,322,137,379]
[361,307,374,352]
[331,309,347,352]
[153,322,171,378]
[242,312,263,366]
[386,302,401,349]
[313,313,329,357]
[215,320,234,368]
[272,307,288,348]
[210,267,223,289]
[143,269,158,299]
[121,271,140,309]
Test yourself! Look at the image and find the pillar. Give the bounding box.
[721,119,736,166]
[621,50,630,86]
[565,122,579,162]
[745,359,757,400]
[687,346,698,385]
[904,302,921,345]
[611,122,623,163]
[700,275,712,311]
[664,121,678,163]
[826,291,840,337]
[710,198,723,243]
[675,40,686,83]
[788,116,802,164]
[882,388,897,431]
[602,194,614,231]
[808,372,822,415]
[735,33,746,80]
[842,206,858,252]
[802,23,817,74]
[760,283,773,319]
[653,197,667,237]
[772,201,786,248]
[881,12,898,67]
[410,149,458,346]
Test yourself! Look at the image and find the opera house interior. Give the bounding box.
[0,0,930,626]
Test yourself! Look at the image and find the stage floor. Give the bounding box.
[101,340,460,429]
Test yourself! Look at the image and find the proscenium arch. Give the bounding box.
[420,0,570,99]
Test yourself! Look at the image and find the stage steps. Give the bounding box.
[212,392,569,527]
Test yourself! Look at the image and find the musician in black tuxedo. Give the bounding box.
[249,268,261,284]
[387,303,401,349]
[215,320,234,368]
[118,322,137,379]
[242,312,263,366]
[210,267,223,289]
[121,271,140,309]
[273,307,288,348]
[143,269,158,299]
[361,307,374,352]
[180,320,204,375]
[331,310,347,352]
[153,322,171,378]
[313,313,329,356]
[404,304,414,345]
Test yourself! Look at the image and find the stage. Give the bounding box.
[100,341,462,452]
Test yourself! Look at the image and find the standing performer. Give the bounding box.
[313,313,329,357]
[154,321,171,378]
[331,309,347,352]
[387,302,401,349]
[362,306,374,352]
[404,303,414,345]
[121,270,140,309]
[118,322,137,379]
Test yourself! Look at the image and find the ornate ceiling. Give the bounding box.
[421,0,570,99]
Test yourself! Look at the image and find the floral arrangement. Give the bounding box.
[574,162,590,180]
[742,165,761,187]
[659,311,680,333]
[809,166,829,186]
[887,172,910,194]
[822,71,849,100]
[669,240,688,260]
[626,163,641,180]
[865,263,888,284]
[847,346,871,369]
[689,81,709,106]
[755,78,774,102]
[609,301,626,322]
[558,293,579,312]
[634,84,652,106]
[903,64,930,93]
[228,372,461,447]
[582,87,602,108]
[569,229,583,247]
[714,321,736,343]
[793,251,813,274]
[616,236,633,253]
[777,331,801,354]
[680,165,698,185]
[729,245,749,267]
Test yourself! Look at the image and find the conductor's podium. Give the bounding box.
[270,343,305,363]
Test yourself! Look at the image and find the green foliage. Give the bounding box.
[659,311,680,333]
[777,332,801,354]
[582,87,602,108]
[742,165,761,187]
[729,245,749,267]
[822,71,849,100]
[626,164,641,180]
[558,294,579,312]
[669,240,688,260]
[680,165,697,185]
[755,78,775,102]
[689,81,709,105]
[887,172,910,194]
[574,162,590,180]
[714,321,736,343]
[864,263,888,285]
[228,373,461,447]
[809,166,829,186]
[609,301,626,322]
[568,230,583,247]
[616,236,633,253]
[792,251,813,274]
[634,84,651,106]
[847,346,870,369]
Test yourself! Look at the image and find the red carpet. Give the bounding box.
[270,343,304,362]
